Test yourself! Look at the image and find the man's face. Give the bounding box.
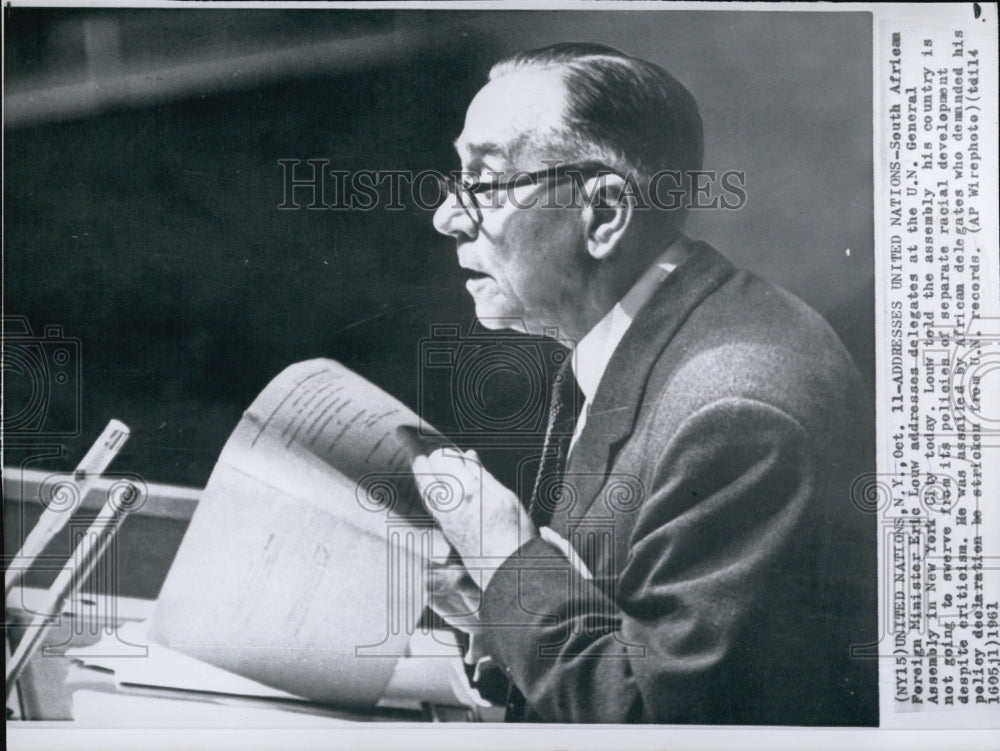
[433,69,587,337]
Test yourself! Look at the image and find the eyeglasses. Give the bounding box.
[437,162,616,227]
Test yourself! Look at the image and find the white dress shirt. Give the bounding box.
[568,235,691,455]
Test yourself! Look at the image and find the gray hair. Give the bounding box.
[489,43,703,183]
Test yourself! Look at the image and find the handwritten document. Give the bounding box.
[149,359,471,710]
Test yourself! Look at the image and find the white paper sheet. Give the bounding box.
[149,360,462,709]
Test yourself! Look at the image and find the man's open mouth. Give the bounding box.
[460,268,491,282]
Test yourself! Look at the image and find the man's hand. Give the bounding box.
[426,559,496,677]
[411,447,537,587]
[426,557,482,629]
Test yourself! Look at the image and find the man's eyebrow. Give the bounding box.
[452,139,511,163]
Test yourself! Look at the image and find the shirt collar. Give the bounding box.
[571,235,691,403]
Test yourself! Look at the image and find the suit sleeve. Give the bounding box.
[479,397,817,723]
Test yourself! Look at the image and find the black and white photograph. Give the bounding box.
[3,2,998,749]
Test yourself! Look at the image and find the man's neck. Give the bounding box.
[558,232,691,344]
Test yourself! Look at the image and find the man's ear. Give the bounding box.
[582,174,634,261]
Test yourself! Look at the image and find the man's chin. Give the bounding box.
[467,297,526,333]
[472,309,567,341]
[473,310,529,334]
[470,299,568,339]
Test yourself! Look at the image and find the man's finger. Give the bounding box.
[413,467,470,518]
[428,450,482,493]
[411,453,431,480]
[414,450,486,514]
[393,425,455,463]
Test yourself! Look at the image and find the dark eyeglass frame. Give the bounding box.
[437,162,617,226]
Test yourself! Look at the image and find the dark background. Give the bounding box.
[5,8,874,491]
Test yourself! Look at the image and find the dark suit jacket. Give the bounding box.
[478,241,878,725]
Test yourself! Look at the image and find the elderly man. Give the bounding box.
[413,42,877,725]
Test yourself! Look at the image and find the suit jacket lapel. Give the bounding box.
[559,242,736,527]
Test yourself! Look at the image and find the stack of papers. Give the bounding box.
[64,619,488,723]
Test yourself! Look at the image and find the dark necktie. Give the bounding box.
[528,356,584,532]
[504,355,583,721]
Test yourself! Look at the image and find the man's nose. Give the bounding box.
[433,194,477,240]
